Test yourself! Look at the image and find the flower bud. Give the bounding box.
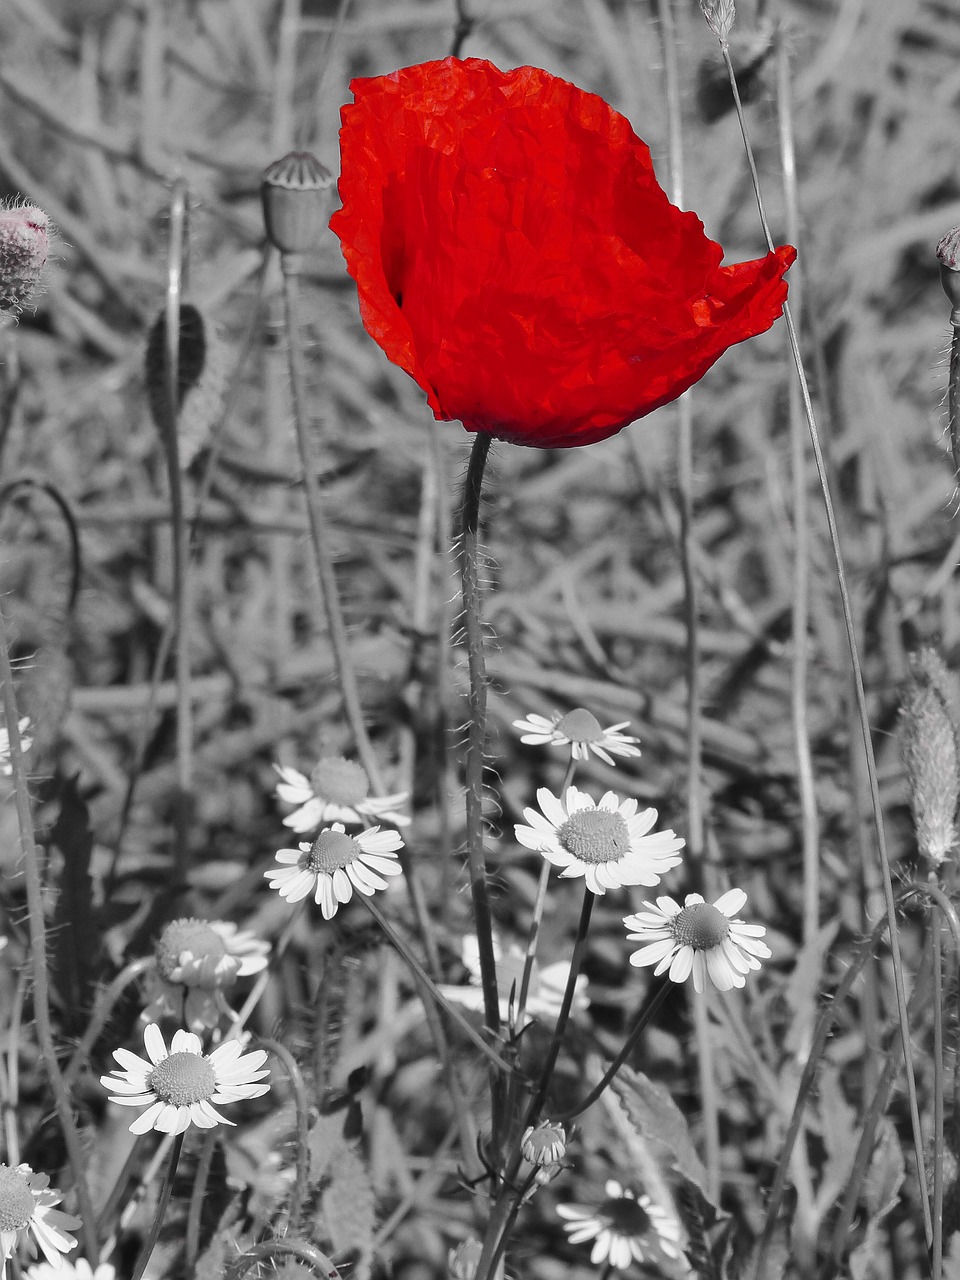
[144,303,228,467]
[900,649,960,866]
[520,1120,567,1167]
[261,151,334,255]
[699,0,736,41]
[0,202,49,312]
[937,227,960,319]
[447,1239,483,1280]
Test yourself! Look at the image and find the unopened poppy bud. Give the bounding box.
[700,0,736,41]
[261,151,334,255]
[144,303,228,467]
[937,227,960,321]
[521,1120,567,1167]
[0,202,49,312]
[900,649,960,866]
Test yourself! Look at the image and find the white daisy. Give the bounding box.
[100,1024,270,1134]
[439,934,588,1027]
[27,1262,115,1280]
[557,1180,681,1268]
[515,787,684,895]
[142,918,270,1033]
[274,756,410,832]
[512,708,640,768]
[264,822,404,919]
[0,1162,79,1280]
[624,889,771,994]
[0,718,32,776]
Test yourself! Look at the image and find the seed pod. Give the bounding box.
[144,303,228,468]
[261,151,334,255]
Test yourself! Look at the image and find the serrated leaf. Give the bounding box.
[612,1066,716,1211]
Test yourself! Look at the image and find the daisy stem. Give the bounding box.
[555,978,673,1124]
[0,597,98,1261]
[359,895,513,1077]
[225,1239,341,1280]
[131,1131,184,1280]
[932,899,945,1280]
[717,36,930,1247]
[948,321,960,478]
[184,1130,217,1271]
[258,1037,310,1231]
[280,258,383,795]
[458,434,505,1129]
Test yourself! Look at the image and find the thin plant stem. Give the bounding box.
[947,323,960,479]
[184,1130,218,1271]
[0,601,98,1259]
[130,1132,184,1280]
[258,1037,310,1231]
[226,902,306,1042]
[556,979,673,1123]
[225,1240,341,1280]
[279,259,383,793]
[97,1137,142,1238]
[932,900,944,1280]
[450,0,475,57]
[160,178,194,887]
[716,37,931,1246]
[0,1043,18,1165]
[359,894,513,1078]
[62,957,155,1090]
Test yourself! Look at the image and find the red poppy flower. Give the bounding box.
[331,57,795,450]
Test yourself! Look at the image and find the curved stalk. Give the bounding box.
[130,1132,183,1280]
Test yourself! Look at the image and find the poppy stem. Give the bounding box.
[131,1131,184,1280]
[718,36,931,1249]
[458,436,504,1063]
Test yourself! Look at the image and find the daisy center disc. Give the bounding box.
[148,1051,217,1106]
[156,919,227,982]
[672,903,730,951]
[305,830,361,874]
[599,1194,651,1236]
[310,757,369,806]
[556,708,603,743]
[0,1164,35,1231]
[557,810,630,864]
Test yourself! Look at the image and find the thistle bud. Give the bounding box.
[937,227,960,320]
[144,303,228,468]
[900,649,960,866]
[261,151,334,255]
[699,0,736,42]
[0,202,49,312]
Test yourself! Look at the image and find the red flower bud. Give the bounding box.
[0,202,49,312]
[331,58,794,450]
[261,151,334,255]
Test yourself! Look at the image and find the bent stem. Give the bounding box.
[0,599,98,1260]
[717,37,930,1246]
[280,257,383,793]
[258,1037,310,1232]
[225,1240,341,1280]
[131,1131,184,1280]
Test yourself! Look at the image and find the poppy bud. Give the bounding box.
[937,227,960,321]
[0,202,49,312]
[900,648,960,867]
[144,303,228,468]
[261,151,334,255]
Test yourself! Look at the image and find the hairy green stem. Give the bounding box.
[0,600,98,1258]
[225,1240,341,1280]
[258,1037,310,1231]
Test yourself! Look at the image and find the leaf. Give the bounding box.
[848,1120,904,1280]
[49,773,101,1033]
[612,1066,717,1213]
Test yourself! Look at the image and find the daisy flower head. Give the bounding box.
[265,822,404,919]
[27,1263,115,1280]
[515,786,684,895]
[142,918,270,1033]
[512,708,640,768]
[275,756,410,833]
[0,717,31,776]
[101,1023,270,1135]
[0,1162,79,1280]
[440,934,588,1027]
[624,888,771,994]
[557,1180,681,1269]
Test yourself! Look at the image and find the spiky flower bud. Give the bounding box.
[900,649,960,866]
[937,227,960,320]
[699,0,736,41]
[261,151,334,255]
[144,303,228,467]
[0,202,49,312]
